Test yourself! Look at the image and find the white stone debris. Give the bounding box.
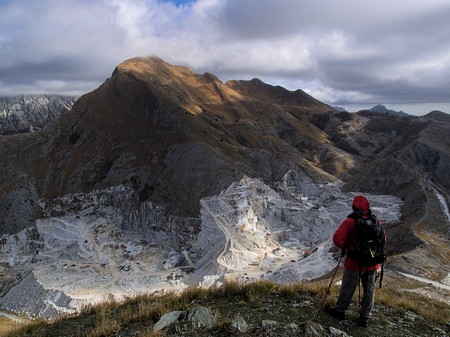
[0,172,403,318]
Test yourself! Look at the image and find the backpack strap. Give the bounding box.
[346,212,367,259]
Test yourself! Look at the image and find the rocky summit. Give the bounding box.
[0,57,449,320]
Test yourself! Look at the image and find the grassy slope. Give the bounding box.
[5,271,450,337]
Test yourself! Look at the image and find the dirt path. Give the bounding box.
[398,272,450,291]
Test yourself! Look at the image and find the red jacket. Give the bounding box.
[333,195,382,271]
[333,217,380,271]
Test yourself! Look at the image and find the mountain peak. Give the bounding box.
[369,104,406,116]
[370,104,389,112]
[112,56,197,84]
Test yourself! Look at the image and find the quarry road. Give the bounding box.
[398,272,450,291]
[432,186,450,222]
[200,200,234,270]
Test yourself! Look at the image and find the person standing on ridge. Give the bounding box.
[326,195,385,327]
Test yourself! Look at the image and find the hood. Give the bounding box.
[352,195,370,214]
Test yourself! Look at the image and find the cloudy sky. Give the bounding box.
[1,0,449,115]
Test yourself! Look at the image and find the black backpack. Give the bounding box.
[348,213,386,269]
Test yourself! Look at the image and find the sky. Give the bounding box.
[0,0,449,115]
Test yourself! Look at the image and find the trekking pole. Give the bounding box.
[315,251,344,321]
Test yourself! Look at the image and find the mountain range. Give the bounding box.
[0,57,449,319]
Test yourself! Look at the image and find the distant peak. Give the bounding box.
[370,104,388,112]
[369,104,407,116]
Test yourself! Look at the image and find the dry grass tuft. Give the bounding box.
[87,319,120,337]
[278,280,330,299]
[138,328,164,337]
[5,318,47,337]
[87,303,121,337]
[178,286,210,306]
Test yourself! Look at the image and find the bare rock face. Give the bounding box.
[0,95,76,135]
[0,272,72,319]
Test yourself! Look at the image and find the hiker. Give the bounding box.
[326,195,385,327]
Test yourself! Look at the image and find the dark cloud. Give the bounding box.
[211,0,312,40]
[1,57,92,82]
[0,0,449,115]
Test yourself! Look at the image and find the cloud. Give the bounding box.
[0,0,449,114]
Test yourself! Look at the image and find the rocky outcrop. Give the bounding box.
[153,306,353,337]
[0,272,72,319]
[0,95,77,135]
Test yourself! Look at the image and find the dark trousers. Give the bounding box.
[335,268,376,318]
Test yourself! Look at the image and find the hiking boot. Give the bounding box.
[325,307,345,321]
[358,315,369,327]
